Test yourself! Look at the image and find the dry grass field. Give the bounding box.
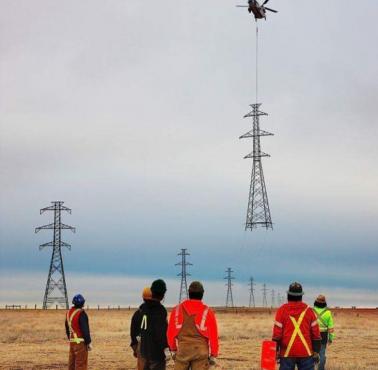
[1,308,377,370]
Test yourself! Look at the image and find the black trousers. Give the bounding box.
[143,359,166,370]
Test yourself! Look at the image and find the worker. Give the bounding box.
[139,279,169,370]
[65,294,92,370]
[167,281,219,370]
[130,287,153,370]
[272,282,321,370]
[313,295,335,370]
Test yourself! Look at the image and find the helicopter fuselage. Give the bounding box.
[248,1,266,19]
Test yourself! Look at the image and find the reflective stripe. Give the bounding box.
[284,306,312,357]
[67,308,84,343]
[141,315,147,330]
[175,305,182,329]
[315,308,329,329]
[200,307,209,331]
[274,321,283,328]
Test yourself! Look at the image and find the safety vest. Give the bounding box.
[67,307,85,344]
[314,306,335,339]
[284,306,313,357]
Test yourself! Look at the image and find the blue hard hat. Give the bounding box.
[72,294,85,307]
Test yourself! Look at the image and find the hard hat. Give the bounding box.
[315,294,326,304]
[287,282,304,296]
[189,281,204,294]
[72,294,85,307]
[142,287,152,300]
[151,279,167,295]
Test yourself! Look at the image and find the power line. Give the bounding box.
[35,201,75,309]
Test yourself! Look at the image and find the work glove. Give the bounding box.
[313,352,320,364]
[164,348,172,361]
[209,356,216,366]
[87,343,93,351]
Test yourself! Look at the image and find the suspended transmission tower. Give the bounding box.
[271,289,276,308]
[35,201,75,309]
[249,276,255,308]
[262,283,268,308]
[224,268,235,308]
[176,249,192,303]
[239,24,273,230]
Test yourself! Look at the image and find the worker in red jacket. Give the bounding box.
[65,294,92,370]
[272,282,321,370]
[167,281,219,370]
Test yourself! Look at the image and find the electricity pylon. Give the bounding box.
[240,103,273,230]
[35,201,75,309]
[176,249,192,303]
[262,283,268,308]
[224,268,235,308]
[271,289,276,308]
[249,276,256,308]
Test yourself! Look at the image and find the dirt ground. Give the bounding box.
[1,308,377,370]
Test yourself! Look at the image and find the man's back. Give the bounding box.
[140,299,168,361]
[273,301,320,357]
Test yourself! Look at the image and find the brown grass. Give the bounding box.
[0,308,377,369]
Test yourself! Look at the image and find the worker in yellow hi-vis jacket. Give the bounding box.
[313,295,335,370]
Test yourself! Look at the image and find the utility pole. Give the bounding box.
[224,268,235,308]
[271,289,275,308]
[249,276,256,308]
[262,283,268,308]
[239,103,273,230]
[35,201,75,309]
[176,249,192,303]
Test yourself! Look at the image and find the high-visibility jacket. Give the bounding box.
[272,302,321,357]
[66,307,85,344]
[167,299,219,357]
[313,306,335,341]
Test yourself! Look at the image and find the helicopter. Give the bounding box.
[237,0,278,20]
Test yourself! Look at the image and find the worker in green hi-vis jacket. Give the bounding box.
[313,295,335,370]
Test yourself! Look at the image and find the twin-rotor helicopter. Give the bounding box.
[237,0,278,20]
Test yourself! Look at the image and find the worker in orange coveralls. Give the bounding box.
[272,282,321,370]
[167,281,219,370]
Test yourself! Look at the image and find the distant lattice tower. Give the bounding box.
[262,283,268,308]
[176,249,192,303]
[224,268,235,308]
[240,103,273,230]
[271,289,276,308]
[249,276,256,308]
[35,201,75,309]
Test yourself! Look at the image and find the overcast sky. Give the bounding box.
[0,0,377,306]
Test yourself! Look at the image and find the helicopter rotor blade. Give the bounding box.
[236,5,249,7]
[263,0,270,4]
[265,7,278,13]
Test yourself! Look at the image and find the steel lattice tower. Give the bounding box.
[224,268,235,308]
[35,201,75,309]
[176,249,192,303]
[240,104,273,230]
[249,276,255,308]
[271,289,276,308]
[262,283,268,308]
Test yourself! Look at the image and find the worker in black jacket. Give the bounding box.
[140,279,169,370]
[130,287,152,370]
